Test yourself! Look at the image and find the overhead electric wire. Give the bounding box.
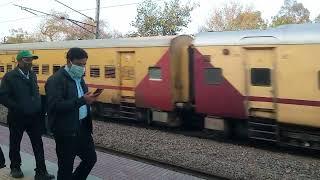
[0,0,22,8]
[78,2,141,12]
[12,4,96,34]
[0,16,44,24]
[53,0,94,21]
[0,0,169,25]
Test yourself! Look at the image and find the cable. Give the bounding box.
[0,0,22,8]
[76,0,169,12]
[53,0,94,21]
[13,4,95,27]
[0,16,44,24]
[78,2,145,12]
[1,0,165,20]
[68,19,94,34]
[12,4,96,34]
[0,0,170,24]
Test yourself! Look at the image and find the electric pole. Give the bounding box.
[95,0,100,39]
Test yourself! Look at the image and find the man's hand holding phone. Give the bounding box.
[93,88,103,96]
[83,89,104,104]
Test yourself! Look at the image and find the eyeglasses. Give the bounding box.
[22,58,33,63]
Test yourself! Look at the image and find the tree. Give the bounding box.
[3,10,122,43]
[105,29,124,38]
[132,0,160,36]
[65,19,121,40]
[4,28,37,44]
[65,19,100,40]
[160,0,197,35]
[201,1,267,32]
[37,11,70,41]
[231,11,267,30]
[36,10,117,41]
[124,31,140,38]
[271,0,310,27]
[315,14,320,23]
[131,0,197,36]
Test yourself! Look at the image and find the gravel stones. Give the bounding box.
[92,120,320,180]
[0,105,319,179]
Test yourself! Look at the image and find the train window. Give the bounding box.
[90,66,100,78]
[53,65,61,74]
[149,67,162,80]
[105,66,116,78]
[203,55,211,62]
[6,64,12,72]
[0,65,4,72]
[32,65,39,74]
[42,64,49,75]
[204,68,223,85]
[251,68,271,86]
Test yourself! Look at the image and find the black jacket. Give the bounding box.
[45,66,92,136]
[0,67,41,117]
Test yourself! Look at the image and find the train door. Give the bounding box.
[245,48,277,119]
[119,52,136,100]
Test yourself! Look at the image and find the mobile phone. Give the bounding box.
[93,88,103,95]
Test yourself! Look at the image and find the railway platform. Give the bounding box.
[0,125,202,180]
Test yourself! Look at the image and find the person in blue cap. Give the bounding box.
[0,50,54,179]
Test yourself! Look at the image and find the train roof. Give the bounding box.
[1,23,319,50]
[0,35,179,51]
[194,23,320,46]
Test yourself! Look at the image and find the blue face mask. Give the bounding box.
[69,62,85,79]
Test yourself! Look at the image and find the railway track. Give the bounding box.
[0,111,319,179]
[93,115,320,159]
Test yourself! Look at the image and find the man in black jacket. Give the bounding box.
[45,47,101,180]
[0,50,54,179]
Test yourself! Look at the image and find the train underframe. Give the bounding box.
[92,102,185,127]
[204,116,320,151]
[89,101,320,151]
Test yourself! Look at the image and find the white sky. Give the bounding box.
[0,0,319,40]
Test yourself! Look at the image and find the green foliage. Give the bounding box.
[131,0,197,36]
[4,28,37,44]
[271,0,310,27]
[202,1,267,32]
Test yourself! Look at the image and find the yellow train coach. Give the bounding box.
[0,35,193,126]
[0,23,320,150]
[192,23,320,149]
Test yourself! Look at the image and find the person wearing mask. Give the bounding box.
[45,47,101,180]
[0,50,54,179]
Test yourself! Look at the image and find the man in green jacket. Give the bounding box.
[0,50,54,180]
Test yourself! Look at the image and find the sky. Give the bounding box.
[0,0,319,40]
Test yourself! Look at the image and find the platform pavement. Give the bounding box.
[0,125,203,180]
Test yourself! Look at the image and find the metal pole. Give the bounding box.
[95,0,100,39]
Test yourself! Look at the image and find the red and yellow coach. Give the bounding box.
[192,23,320,148]
[0,35,193,126]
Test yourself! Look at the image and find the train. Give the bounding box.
[0,23,320,150]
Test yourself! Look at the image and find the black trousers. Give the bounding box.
[8,114,47,173]
[54,120,97,180]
